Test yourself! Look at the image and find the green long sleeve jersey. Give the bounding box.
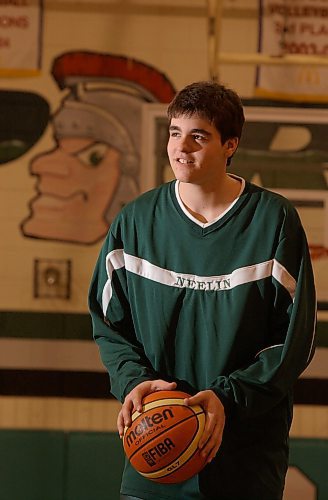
[89,178,316,500]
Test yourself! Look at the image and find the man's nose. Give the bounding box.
[178,136,193,152]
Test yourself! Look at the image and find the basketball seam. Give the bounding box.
[142,443,201,480]
[140,412,206,480]
[140,419,200,478]
[130,398,203,423]
[126,411,201,464]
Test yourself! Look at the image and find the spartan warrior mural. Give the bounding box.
[21,51,176,244]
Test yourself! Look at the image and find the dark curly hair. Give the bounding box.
[167,81,245,166]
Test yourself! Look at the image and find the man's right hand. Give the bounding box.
[117,379,177,438]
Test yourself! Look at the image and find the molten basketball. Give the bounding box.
[123,390,207,484]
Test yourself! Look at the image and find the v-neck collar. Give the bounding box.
[174,175,246,229]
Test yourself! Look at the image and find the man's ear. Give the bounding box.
[226,137,239,155]
[225,137,239,166]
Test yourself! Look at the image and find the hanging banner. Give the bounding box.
[255,0,328,102]
[0,0,43,77]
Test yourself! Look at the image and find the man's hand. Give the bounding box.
[117,379,177,438]
[184,390,225,464]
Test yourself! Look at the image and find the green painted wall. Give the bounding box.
[0,431,327,500]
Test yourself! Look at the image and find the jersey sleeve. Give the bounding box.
[88,216,157,402]
[210,205,317,418]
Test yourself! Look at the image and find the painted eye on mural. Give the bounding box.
[76,142,109,167]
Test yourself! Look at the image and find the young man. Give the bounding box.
[89,81,316,500]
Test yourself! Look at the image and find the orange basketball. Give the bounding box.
[123,390,207,483]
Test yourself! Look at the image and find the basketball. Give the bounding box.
[123,390,207,484]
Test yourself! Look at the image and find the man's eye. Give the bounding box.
[193,134,205,141]
[76,143,108,167]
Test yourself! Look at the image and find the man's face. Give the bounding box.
[167,114,237,187]
[22,137,121,243]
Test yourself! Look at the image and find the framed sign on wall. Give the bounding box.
[141,101,328,309]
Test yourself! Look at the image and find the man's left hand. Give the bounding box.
[184,390,225,464]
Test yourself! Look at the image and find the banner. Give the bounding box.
[256,0,328,102]
[0,0,43,76]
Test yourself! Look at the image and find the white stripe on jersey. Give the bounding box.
[102,249,125,312]
[272,259,296,300]
[102,250,296,316]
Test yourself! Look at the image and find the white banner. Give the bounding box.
[256,0,328,102]
[0,0,43,76]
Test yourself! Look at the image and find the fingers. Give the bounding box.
[117,392,143,438]
[185,390,225,464]
[184,394,200,406]
[151,380,177,392]
[117,379,177,438]
[199,414,225,463]
[117,410,125,438]
[117,398,134,438]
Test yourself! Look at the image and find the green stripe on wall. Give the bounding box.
[316,322,328,348]
[0,312,92,340]
[0,311,327,346]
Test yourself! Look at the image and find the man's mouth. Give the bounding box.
[177,158,194,164]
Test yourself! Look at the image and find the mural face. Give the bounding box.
[22,138,121,244]
[20,51,176,245]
